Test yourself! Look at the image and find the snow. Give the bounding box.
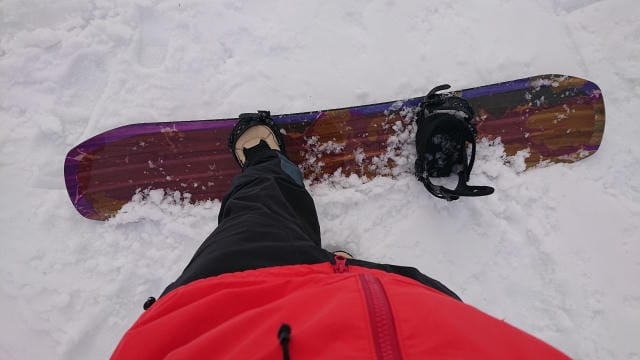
[1,0,639,358]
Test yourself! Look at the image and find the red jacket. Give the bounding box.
[112,260,569,359]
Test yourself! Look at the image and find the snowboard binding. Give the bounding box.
[415,85,494,201]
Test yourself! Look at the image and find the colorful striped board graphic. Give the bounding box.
[64,74,605,220]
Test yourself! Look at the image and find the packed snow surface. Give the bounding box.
[1,0,639,359]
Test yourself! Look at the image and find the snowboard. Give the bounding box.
[64,74,605,220]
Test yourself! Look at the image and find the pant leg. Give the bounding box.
[161,144,331,296]
[161,142,460,301]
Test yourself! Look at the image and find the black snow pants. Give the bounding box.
[162,142,460,301]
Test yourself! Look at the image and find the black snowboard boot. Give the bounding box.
[228,111,286,167]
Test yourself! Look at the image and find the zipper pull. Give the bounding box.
[333,255,349,273]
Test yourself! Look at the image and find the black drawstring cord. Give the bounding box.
[278,323,292,360]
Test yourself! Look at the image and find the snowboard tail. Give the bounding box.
[64,74,605,220]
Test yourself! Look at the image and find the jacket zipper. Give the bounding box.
[332,256,403,359]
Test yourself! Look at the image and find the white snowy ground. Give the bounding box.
[1,0,639,358]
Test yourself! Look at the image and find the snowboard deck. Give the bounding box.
[65,74,605,220]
